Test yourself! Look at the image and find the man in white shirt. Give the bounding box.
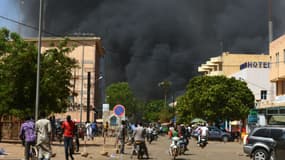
[36,113,52,160]
[198,123,209,144]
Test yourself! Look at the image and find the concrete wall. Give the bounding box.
[230,68,275,105]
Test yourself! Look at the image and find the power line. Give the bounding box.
[0,15,280,67]
[0,15,98,47]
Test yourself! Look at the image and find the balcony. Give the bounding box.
[208,71,224,76]
[210,56,222,63]
[198,66,208,72]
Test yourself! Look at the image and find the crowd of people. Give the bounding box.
[19,114,213,160]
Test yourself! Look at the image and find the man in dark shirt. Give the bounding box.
[19,116,36,160]
[117,120,127,154]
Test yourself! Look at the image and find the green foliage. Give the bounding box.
[176,75,254,123]
[143,99,164,122]
[0,28,78,118]
[105,82,138,118]
[176,95,192,124]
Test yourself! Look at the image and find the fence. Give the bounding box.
[0,116,22,141]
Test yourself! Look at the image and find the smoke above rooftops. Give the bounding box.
[17,0,285,100]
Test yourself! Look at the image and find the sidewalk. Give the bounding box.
[0,136,121,160]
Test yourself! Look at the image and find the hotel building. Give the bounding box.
[198,52,269,77]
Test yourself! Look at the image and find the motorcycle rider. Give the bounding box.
[133,122,149,159]
[178,124,189,151]
[146,124,154,143]
[197,123,209,144]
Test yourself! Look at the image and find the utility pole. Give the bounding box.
[87,72,91,122]
[35,0,43,121]
[80,46,85,124]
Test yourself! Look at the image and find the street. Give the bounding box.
[0,135,249,160]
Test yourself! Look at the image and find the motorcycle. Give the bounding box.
[169,136,185,160]
[147,132,154,144]
[54,125,63,143]
[177,136,188,155]
[132,141,147,159]
[152,130,159,141]
[199,136,208,148]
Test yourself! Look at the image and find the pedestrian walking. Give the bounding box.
[103,121,109,137]
[117,120,127,154]
[91,121,97,137]
[19,116,36,160]
[36,112,52,160]
[61,115,75,160]
[74,123,80,152]
[85,121,93,140]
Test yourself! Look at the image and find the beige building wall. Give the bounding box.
[25,37,104,119]
[270,34,285,96]
[198,52,269,76]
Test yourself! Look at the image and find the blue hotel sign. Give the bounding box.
[240,62,270,70]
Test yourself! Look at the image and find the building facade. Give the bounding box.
[268,34,285,115]
[25,37,105,121]
[230,67,275,108]
[198,52,269,77]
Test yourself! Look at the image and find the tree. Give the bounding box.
[143,99,164,122]
[0,28,78,118]
[105,82,138,119]
[175,95,191,124]
[176,75,254,123]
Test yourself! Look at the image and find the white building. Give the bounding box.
[230,61,275,109]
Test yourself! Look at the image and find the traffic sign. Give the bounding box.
[248,114,258,124]
[249,109,258,115]
[113,104,125,117]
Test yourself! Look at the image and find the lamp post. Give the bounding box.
[93,75,103,121]
[18,0,24,35]
[35,0,43,121]
[80,46,85,124]
[158,80,172,108]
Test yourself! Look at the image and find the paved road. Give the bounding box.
[0,135,249,160]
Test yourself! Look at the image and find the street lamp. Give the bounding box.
[93,75,103,121]
[35,0,43,121]
[158,80,172,108]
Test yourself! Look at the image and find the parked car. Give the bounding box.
[191,126,232,142]
[243,125,285,160]
[207,126,232,142]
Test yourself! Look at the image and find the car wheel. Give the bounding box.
[222,136,229,142]
[253,148,269,160]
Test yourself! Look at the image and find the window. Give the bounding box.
[283,49,285,63]
[270,129,283,140]
[282,131,285,140]
[283,81,285,95]
[276,52,279,65]
[261,90,267,100]
[84,60,93,64]
[253,129,269,137]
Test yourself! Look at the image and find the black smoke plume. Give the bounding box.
[17,0,285,100]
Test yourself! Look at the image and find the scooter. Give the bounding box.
[132,141,147,159]
[177,136,188,154]
[169,136,180,160]
[199,136,208,148]
[147,132,154,144]
[152,130,159,141]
